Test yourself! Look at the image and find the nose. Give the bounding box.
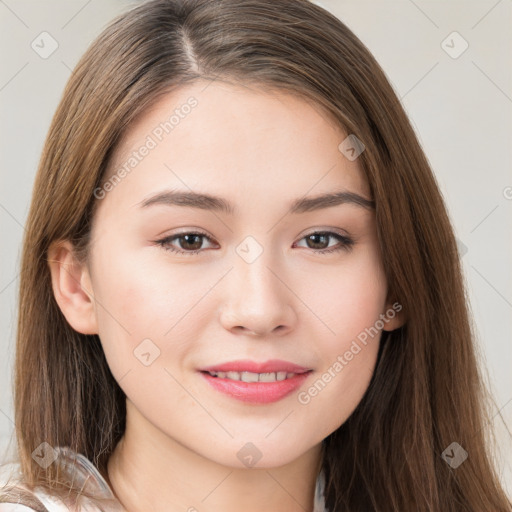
[219,248,297,338]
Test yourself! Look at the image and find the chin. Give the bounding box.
[203,437,313,470]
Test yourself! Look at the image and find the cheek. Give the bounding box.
[305,244,387,346]
[297,325,382,445]
[295,248,386,435]
[88,240,224,379]
[91,239,198,329]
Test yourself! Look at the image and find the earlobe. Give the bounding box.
[47,240,98,335]
[382,299,406,332]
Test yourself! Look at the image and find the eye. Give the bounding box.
[154,230,354,256]
[155,230,216,256]
[293,231,354,255]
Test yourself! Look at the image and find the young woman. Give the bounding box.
[1,0,510,510]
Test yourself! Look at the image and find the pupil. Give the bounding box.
[183,234,202,250]
[308,234,327,249]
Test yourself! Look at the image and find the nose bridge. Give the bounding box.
[233,234,283,303]
[220,234,295,335]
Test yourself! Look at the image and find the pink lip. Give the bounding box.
[198,359,312,404]
[199,359,311,374]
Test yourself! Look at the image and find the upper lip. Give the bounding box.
[199,359,311,374]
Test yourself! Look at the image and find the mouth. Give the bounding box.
[198,359,313,404]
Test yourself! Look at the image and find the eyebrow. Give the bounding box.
[138,189,375,214]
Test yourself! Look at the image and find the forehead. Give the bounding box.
[103,80,370,209]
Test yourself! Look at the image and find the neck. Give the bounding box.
[105,400,324,512]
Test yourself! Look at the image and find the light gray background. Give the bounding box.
[1,0,511,496]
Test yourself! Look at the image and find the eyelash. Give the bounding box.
[154,229,355,256]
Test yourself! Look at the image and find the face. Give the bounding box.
[75,80,402,468]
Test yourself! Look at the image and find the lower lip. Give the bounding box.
[199,371,312,404]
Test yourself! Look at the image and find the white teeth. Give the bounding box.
[207,370,298,382]
[240,371,259,383]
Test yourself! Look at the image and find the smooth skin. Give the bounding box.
[49,80,405,512]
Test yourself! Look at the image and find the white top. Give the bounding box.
[0,446,328,511]
[0,446,122,512]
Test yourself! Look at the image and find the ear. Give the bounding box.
[47,240,98,335]
[382,298,406,332]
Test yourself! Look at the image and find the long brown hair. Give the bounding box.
[2,0,510,510]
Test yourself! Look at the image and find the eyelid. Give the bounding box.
[299,226,352,240]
